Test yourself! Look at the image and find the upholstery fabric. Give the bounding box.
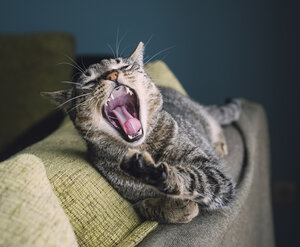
[138,101,275,247]
[0,154,78,247]
[0,33,75,153]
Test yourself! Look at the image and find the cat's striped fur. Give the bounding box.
[42,42,242,223]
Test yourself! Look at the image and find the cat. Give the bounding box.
[42,42,242,223]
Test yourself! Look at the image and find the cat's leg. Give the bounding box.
[205,98,242,126]
[204,113,228,157]
[136,197,199,223]
[202,99,242,157]
[121,150,235,210]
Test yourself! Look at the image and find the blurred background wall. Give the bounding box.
[0,0,299,245]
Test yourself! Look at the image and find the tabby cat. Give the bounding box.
[42,42,242,223]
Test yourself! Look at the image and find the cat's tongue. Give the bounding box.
[112,106,141,136]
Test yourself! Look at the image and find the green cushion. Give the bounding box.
[0,33,75,152]
[0,154,78,247]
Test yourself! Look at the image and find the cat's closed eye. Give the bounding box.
[82,78,99,88]
[120,64,133,71]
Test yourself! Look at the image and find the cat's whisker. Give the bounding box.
[115,28,119,58]
[159,52,171,63]
[61,81,81,86]
[71,71,83,81]
[150,79,168,83]
[144,46,176,64]
[107,43,116,58]
[58,62,85,74]
[144,34,153,49]
[84,86,101,139]
[120,45,131,57]
[64,54,86,74]
[57,92,92,109]
[68,95,97,113]
[80,56,87,71]
[116,31,127,58]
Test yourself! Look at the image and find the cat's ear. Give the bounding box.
[40,89,73,109]
[129,42,144,66]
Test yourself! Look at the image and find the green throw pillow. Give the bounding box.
[0,154,78,247]
[0,33,75,153]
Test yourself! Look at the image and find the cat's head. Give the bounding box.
[42,42,163,146]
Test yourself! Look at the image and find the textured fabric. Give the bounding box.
[0,33,75,153]
[138,101,275,247]
[0,154,78,247]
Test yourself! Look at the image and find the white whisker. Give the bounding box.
[144,34,153,49]
[116,28,119,58]
[57,92,91,109]
[116,31,127,58]
[80,56,87,71]
[144,46,176,64]
[71,71,82,81]
[61,81,81,86]
[65,54,86,73]
[107,43,116,58]
[58,62,85,74]
[120,45,131,57]
[67,95,97,113]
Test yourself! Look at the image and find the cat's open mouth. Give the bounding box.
[103,85,143,142]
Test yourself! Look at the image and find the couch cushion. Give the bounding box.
[0,154,78,247]
[0,33,75,154]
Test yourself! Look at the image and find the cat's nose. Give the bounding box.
[106,70,119,82]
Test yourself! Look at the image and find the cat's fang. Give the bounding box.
[126,87,133,95]
[138,129,142,135]
[128,134,134,140]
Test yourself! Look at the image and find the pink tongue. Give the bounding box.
[112,106,141,135]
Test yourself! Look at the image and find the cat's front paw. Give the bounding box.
[120,150,168,186]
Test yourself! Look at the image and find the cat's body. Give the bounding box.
[42,42,242,223]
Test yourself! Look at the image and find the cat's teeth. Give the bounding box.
[138,129,142,135]
[125,87,133,95]
[128,135,134,140]
[110,94,114,100]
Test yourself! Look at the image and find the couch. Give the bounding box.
[0,33,275,247]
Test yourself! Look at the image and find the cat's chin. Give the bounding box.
[102,84,144,143]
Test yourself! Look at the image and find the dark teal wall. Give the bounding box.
[1,0,299,244]
[0,1,274,103]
